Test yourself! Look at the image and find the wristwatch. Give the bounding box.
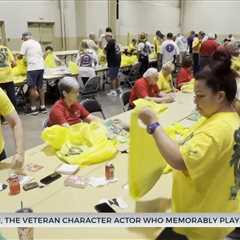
[147,122,160,134]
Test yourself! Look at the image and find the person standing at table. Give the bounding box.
[137,32,152,76]
[129,68,174,108]
[20,32,46,115]
[192,33,201,75]
[160,33,180,68]
[153,30,164,70]
[138,48,240,240]
[0,87,24,169]
[187,31,195,55]
[175,33,188,64]
[0,37,17,109]
[105,33,121,96]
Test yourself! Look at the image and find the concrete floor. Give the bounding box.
[2,90,124,157]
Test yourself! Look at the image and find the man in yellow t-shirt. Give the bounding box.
[157,62,175,93]
[192,33,203,75]
[0,40,17,108]
[0,88,24,169]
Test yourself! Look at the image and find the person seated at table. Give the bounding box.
[0,88,24,170]
[76,40,97,84]
[138,48,240,240]
[158,62,175,93]
[129,68,174,108]
[176,56,193,89]
[44,46,62,68]
[48,77,98,127]
[76,40,98,68]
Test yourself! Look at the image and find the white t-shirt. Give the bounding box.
[160,39,180,64]
[20,39,44,71]
[175,35,188,53]
[76,49,98,67]
[137,41,152,57]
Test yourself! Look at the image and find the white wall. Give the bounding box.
[0,0,61,41]
[85,0,108,37]
[119,0,180,36]
[183,0,240,36]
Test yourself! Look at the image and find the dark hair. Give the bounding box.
[45,46,53,51]
[106,27,112,33]
[195,48,237,102]
[167,33,173,39]
[182,56,192,68]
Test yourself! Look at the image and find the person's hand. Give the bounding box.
[165,95,175,103]
[11,153,24,170]
[138,108,158,126]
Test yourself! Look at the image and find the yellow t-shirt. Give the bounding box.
[0,45,14,83]
[121,53,132,67]
[173,112,240,240]
[128,43,137,53]
[153,36,162,54]
[0,88,15,153]
[44,52,57,68]
[192,37,201,53]
[157,71,173,93]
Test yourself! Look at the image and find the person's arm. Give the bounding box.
[138,108,186,170]
[145,95,174,104]
[84,114,101,123]
[8,48,16,68]
[4,111,24,169]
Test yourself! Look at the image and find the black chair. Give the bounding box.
[79,76,100,99]
[120,90,131,112]
[81,98,106,119]
[124,62,142,88]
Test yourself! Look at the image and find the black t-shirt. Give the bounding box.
[105,39,121,67]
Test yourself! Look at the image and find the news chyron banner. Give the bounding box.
[1,213,240,228]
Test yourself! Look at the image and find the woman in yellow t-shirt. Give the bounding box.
[138,48,240,240]
[158,62,175,93]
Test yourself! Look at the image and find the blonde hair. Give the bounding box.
[162,62,175,72]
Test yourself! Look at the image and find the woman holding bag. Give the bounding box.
[138,48,240,240]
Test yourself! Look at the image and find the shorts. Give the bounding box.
[108,67,119,80]
[27,69,44,89]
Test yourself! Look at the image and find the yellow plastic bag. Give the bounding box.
[41,122,118,166]
[68,61,79,75]
[12,58,27,76]
[133,99,168,113]
[56,139,117,167]
[180,79,194,93]
[129,108,168,199]
[41,125,69,150]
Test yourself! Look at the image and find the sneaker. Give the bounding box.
[25,108,39,116]
[107,90,118,97]
[39,106,48,114]
[116,88,123,95]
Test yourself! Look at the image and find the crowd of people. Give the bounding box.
[0,27,240,240]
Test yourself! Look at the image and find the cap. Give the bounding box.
[22,32,32,40]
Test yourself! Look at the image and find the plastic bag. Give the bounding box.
[68,61,79,75]
[41,122,118,166]
[41,125,69,150]
[129,108,168,199]
[133,99,168,113]
[12,58,27,76]
[180,79,194,93]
